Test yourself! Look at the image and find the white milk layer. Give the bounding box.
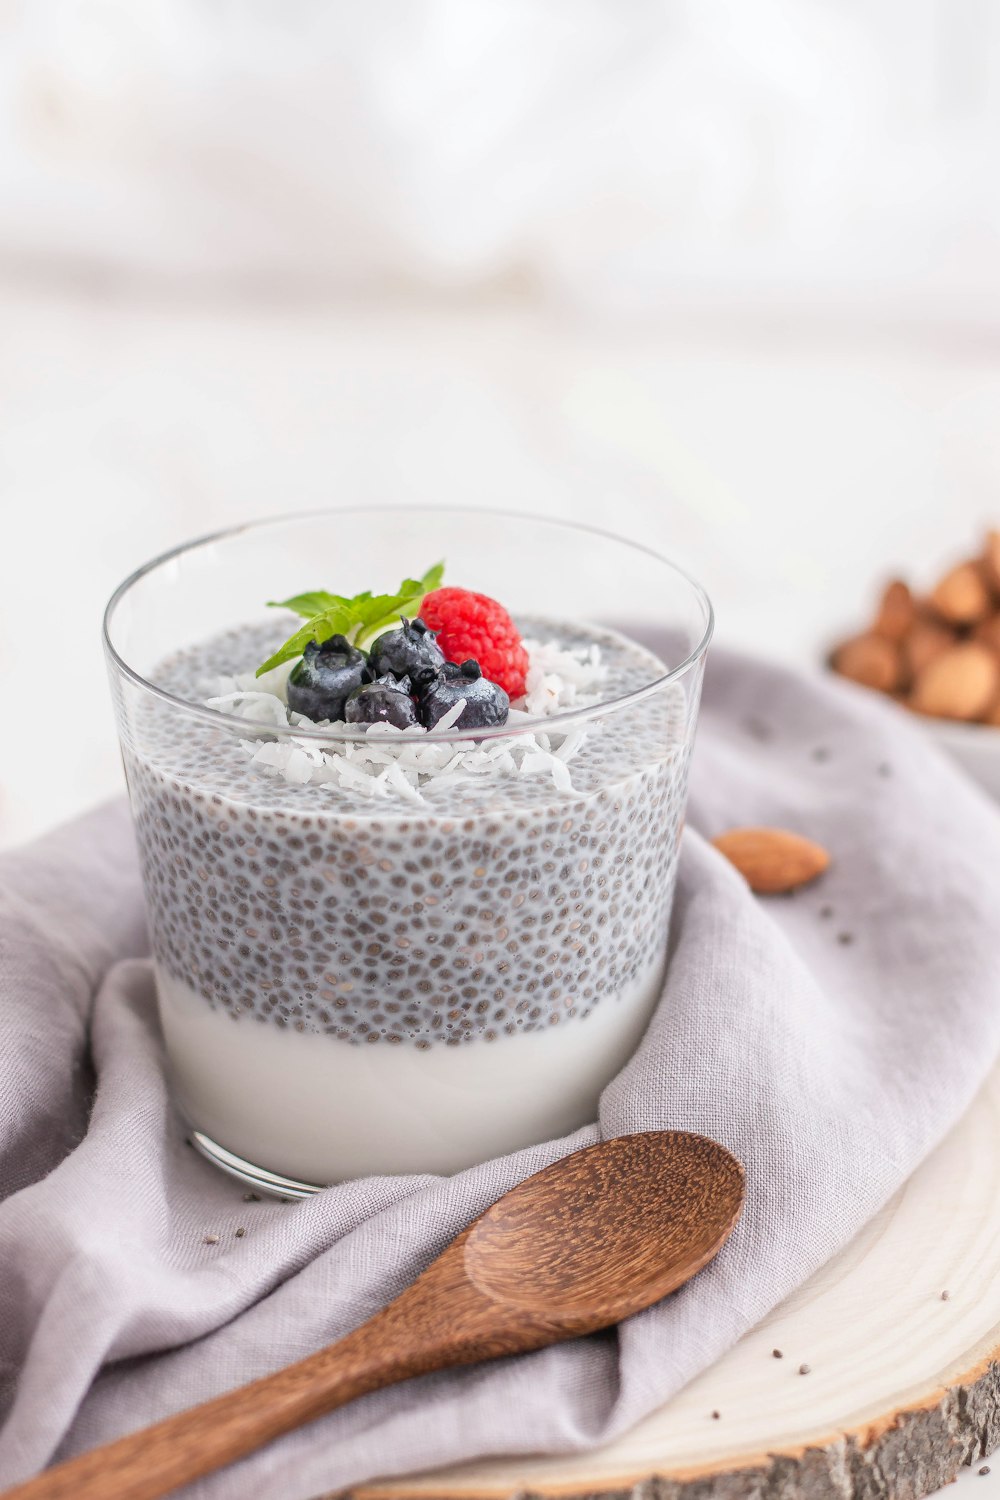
[156,960,666,1183]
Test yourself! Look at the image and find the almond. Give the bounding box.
[902,616,955,677]
[830,633,901,693]
[910,640,1000,721]
[973,613,1000,653]
[982,530,1000,594]
[711,827,831,894]
[929,561,992,626]
[872,578,916,641]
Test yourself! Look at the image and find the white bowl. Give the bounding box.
[922,717,1000,800]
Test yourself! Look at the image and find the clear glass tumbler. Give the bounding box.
[104,509,712,1194]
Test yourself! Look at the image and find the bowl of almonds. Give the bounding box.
[830,530,1000,797]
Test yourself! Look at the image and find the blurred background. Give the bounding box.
[3,0,1000,848]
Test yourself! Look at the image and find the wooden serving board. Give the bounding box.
[353,1065,1000,1500]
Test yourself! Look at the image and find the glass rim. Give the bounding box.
[102,505,715,745]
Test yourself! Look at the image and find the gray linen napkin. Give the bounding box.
[3,647,1000,1499]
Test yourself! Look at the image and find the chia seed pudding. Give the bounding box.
[121,607,694,1185]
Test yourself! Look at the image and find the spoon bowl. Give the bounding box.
[464,1132,745,1319]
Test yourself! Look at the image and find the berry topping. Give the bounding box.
[420,588,528,699]
[286,634,370,722]
[367,617,446,689]
[419,660,510,731]
[345,674,419,729]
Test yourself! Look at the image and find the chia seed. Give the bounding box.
[126,618,691,1051]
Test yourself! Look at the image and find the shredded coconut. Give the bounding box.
[519,637,607,716]
[205,638,608,800]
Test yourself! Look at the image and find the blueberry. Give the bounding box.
[367,617,446,690]
[286,634,370,722]
[419,660,509,731]
[345,674,419,729]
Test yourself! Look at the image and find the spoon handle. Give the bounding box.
[1,1130,745,1500]
[1,1330,418,1500]
[2,1254,518,1500]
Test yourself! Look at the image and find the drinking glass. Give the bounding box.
[104,509,712,1194]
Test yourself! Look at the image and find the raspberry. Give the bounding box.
[420,587,529,699]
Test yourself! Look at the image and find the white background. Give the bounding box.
[3,282,999,848]
[4,0,1000,848]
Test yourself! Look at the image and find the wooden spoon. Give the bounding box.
[4,1131,744,1500]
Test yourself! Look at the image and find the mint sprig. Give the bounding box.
[255,561,444,677]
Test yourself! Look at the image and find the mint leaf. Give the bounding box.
[256,560,444,677]
[267,590,349,620]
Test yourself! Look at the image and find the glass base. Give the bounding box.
[189,1130,323,1200]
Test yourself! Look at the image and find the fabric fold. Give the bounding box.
[2,650,1000,1498]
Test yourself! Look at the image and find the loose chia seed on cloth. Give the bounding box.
[3,646,1000,1496]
